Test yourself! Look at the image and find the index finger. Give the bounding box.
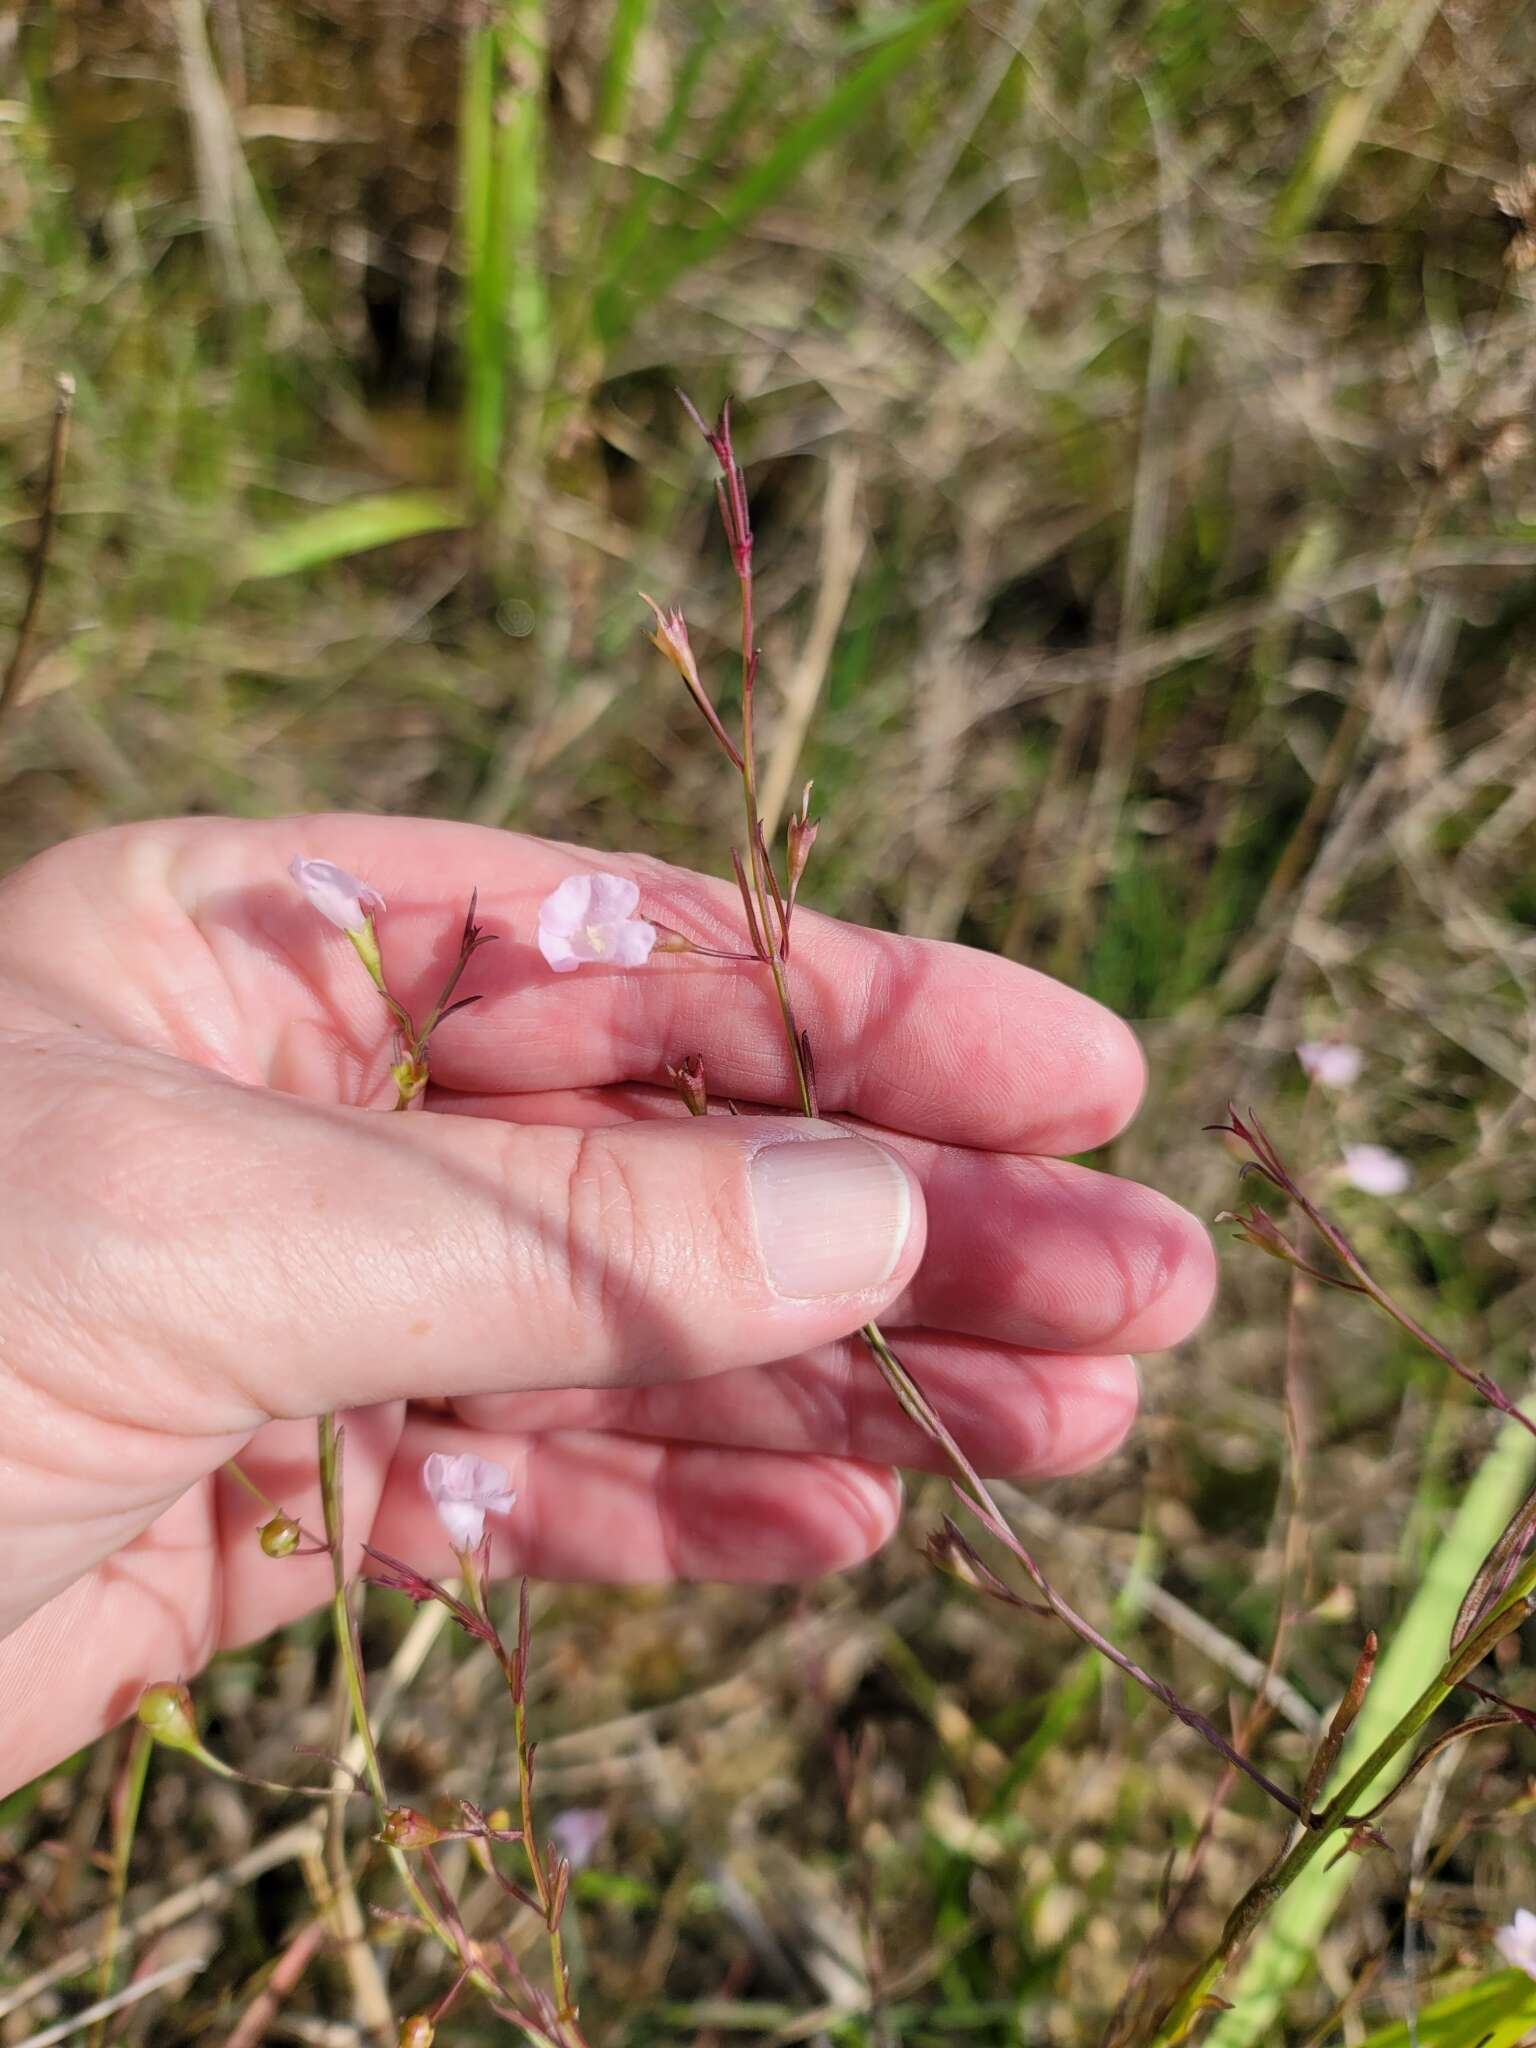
[180,813,1147,1156]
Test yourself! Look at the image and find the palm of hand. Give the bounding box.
[0,813,1212,1793]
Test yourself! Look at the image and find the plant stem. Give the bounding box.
[706,408,1304,1826]
[90,1724,152,2045]
[0,373,74,728]
[1146,1563,1536,2043]
[464,1570,587,2046]
[314,1415,509,2008]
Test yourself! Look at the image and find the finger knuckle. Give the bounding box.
[560,1126,656,1341]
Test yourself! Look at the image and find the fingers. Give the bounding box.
[436,1084,1217,1358]
[212,1419,902,1650]
[364,1418,904,1589]
[2,1410,898,1795]
[12,1038,927,1440]
[144,812,1147,1155]
[450,1336,1139,1477]
[888,1147,1216,1353]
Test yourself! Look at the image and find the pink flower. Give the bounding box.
[1343,1143,1410,1197]
[549,1807,607,1872]
[1297,1041,1363,1090]
[422,1452,516,1552]
[537,873,657,974]
[1495,1908,1536,1979]
[290,856,385,933]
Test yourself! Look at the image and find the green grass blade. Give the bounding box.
[460,20,503,504]
[459,3,550,508]
[1206,1402,1536,2048]
[499,2,552,400]
[592,0,656,148]
[613,0,970,327]
[1350,1970,1536,2048]
[240,491,468,580]
[1268,0,1443,242]
[589,13,758,345]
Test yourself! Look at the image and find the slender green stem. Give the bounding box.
[735,549,814,1120]
[1147,1566,1536,2043]
[90,1724,152,2044]
[314,1416,509,2004]
[514,1689,579,2039]
[317,1415,387,1811]
[0,373,73,729]
[461,1568,586,2045]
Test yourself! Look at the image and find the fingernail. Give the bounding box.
[750,1136,913,1299]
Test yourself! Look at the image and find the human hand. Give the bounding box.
[0,813,1213,1793]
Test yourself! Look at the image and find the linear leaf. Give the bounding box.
[1205,1401,1536,2048]
[239,491,468,580]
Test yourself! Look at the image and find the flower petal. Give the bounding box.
[537,925,582,972]
[585,873,641,924]
[1298,1041,1363,1090]
[290,856,385,933]
[538,874,596,938]
[606,918,658,967]
[436,1500,486,1551]
[1343,1144,1411,1197]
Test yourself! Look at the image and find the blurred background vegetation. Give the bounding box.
[4,0,1536,2041]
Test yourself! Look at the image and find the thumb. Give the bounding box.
[42,1045,926,1429]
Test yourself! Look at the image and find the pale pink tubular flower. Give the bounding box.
[289,856,385,933]
[1495,1908,1536,1979]
[537,873,657,973]
[1343,1143,1411,1197]
[1297,1040,1363,1090]
[422,1452,516,1552]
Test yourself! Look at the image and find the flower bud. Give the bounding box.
[639,595,703,695]
[258,1511,302,1558]
[289,856,385,936]
[399,2018,435,2047]
[379,1805,445,1851]
[787,786,819,895]
[136,1681,202,1755]
[1216,1204,1301,1266]
[666,1054,708,1117]
[391,1053,429,1105]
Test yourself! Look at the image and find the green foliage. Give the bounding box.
[1351,1971,1536,2048]
[1207,1408,1536,2047]
[4,0,1536,2037]
[240,492,469,580]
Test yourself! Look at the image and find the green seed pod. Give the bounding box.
[136,1681,201,1754]
[258,1511,302,1558]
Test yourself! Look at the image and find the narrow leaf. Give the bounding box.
[240,490,467,580]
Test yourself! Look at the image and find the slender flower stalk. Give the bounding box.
[657,398,1310,1822]
[463,1569,587,2047]
[90,1723,152,2047]
[659,402,1536,2040]
[312,1419,541,2023]
[284,863,540,2019]
[1213,1108,1536,1441]
[1146,1552,1536,2042]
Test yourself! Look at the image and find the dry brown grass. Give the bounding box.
[4,1,1536,2040]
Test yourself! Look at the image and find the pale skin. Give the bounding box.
[0,813,1216,1796]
